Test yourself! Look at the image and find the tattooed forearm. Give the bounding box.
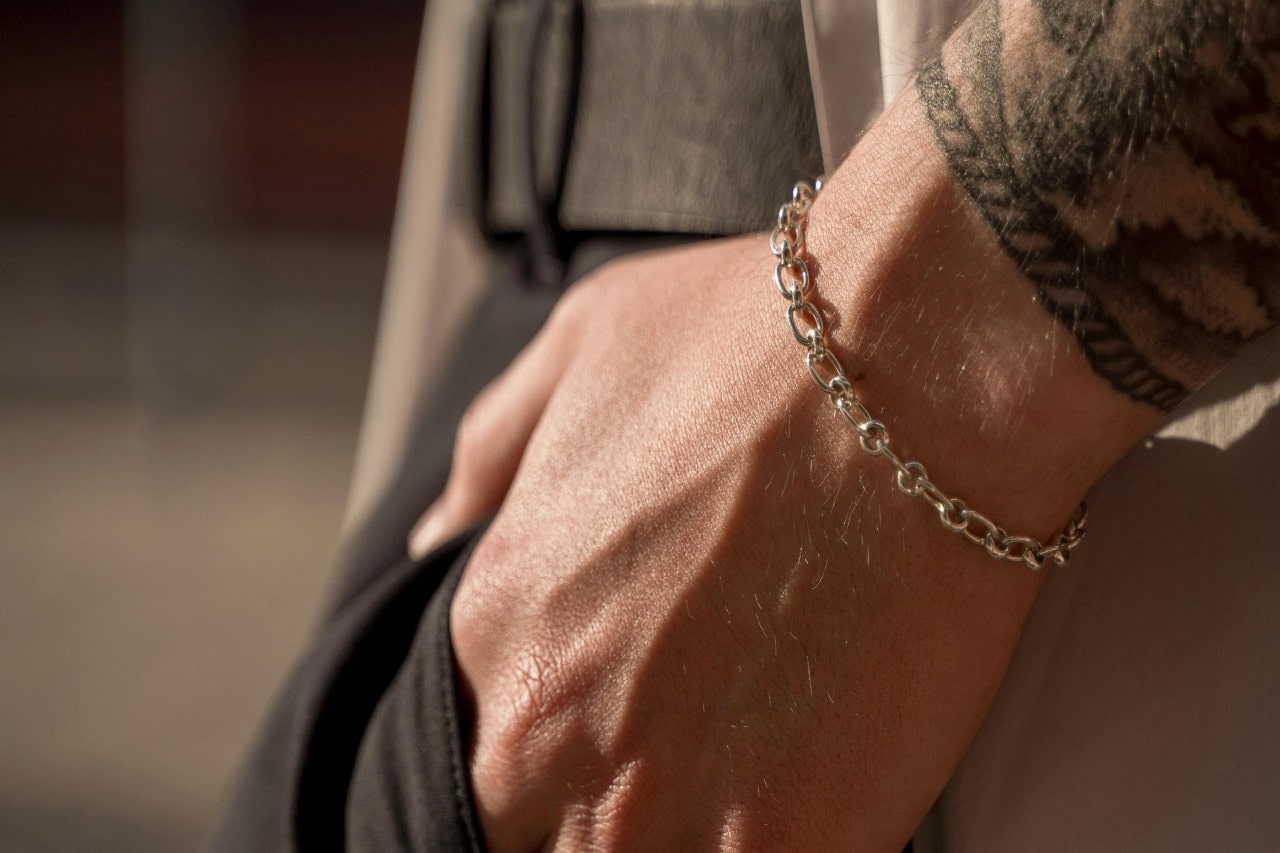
[918,0,1280,410]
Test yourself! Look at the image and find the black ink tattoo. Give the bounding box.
[918,0,1280,410]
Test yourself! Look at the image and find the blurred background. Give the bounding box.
[0,2,423,848]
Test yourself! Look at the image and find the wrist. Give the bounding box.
[802,88,1159,542]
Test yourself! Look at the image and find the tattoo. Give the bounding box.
[917,0,1280,410]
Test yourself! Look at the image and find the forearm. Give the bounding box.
[807,0,1280,540]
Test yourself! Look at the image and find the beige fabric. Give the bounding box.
[802,0,882,171]
[341,0,494,537]
[918,334,1280,851]
[804,0,963,171]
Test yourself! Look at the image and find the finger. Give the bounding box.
[408,316,577,559]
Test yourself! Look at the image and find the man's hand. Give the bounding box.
[408,0,1280,845]
[408,92,1156,850]
[422,236,1046,849]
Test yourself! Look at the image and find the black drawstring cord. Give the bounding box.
[517,0,584,290]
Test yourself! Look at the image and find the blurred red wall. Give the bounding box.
[0,1,424,233]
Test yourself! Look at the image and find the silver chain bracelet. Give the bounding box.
[770,180,1087,570]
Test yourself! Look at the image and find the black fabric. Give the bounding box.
[206,530,485,853]
[486,0,824,237]
[345,539,486,852]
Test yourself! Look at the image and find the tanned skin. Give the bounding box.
[919,0,1280,410]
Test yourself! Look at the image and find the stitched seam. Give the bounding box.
[441,569,484,852]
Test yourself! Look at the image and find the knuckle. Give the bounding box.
[585,760,646,848]
[553,760,646,851]
[447,574,491,661]
[467,742,525,821]
[548,279,594,327]
[552,259,628,321]
[469,642,577,804]
[449,529,520,671]
[505,644,571,740]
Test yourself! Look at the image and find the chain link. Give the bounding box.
[769,180,1087,571]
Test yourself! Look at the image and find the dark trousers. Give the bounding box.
[206,244,662,853]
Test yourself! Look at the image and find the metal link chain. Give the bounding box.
[769,180,1087,571]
